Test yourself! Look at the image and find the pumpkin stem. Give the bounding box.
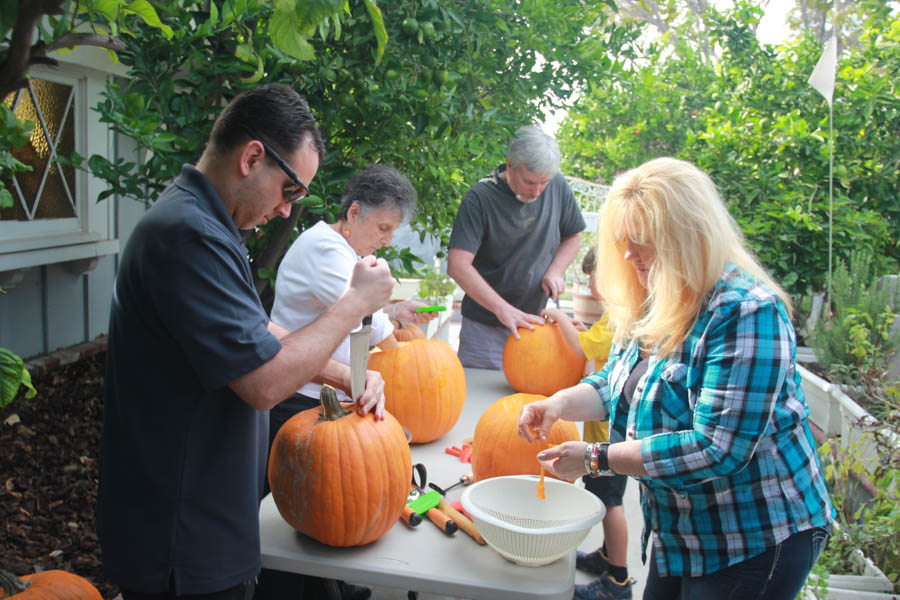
[317,384,352,422]
[0,570,30,599]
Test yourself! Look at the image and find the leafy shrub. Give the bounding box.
[812,433,900,594]
[810,251,900,419]
[416,267,456,306]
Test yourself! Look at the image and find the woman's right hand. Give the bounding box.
[517,397,564,443]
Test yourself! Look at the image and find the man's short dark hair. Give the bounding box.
[209,83,325,160]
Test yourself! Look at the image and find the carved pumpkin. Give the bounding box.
[391,319,425,341]
[471,393,580,482]
[0,569,102,600]
[502,322,586,396]
[267,385,412,547]
[367,338,465,444]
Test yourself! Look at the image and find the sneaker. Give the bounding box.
[573,572,634,600]
[575,549,610,575]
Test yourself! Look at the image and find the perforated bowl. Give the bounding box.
[461,475,605,566]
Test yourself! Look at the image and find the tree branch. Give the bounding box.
[0,0,65,100]
[45,32,127,54]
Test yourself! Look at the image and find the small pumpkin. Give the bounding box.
[390,319,425,341]
[267,385,412,547]
[0,569,102,600]
[502,322,586,396]
[471,393,580,482]
[367,338,465,443]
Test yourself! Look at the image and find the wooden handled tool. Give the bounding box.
[400,505,422,527]
[408,483,457,535]
[425,506,458,535]
[437,496,485,544]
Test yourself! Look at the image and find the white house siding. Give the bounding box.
[0,46,145,360]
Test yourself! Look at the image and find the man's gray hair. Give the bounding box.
[506,125,561,176]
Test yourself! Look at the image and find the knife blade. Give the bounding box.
[349,314,372,404]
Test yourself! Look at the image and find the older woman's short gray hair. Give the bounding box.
[338,164,417,224]
[506,125,561,176]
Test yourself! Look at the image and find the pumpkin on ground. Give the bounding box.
[267,385,412,547]
[471,393,580,482]
[0,569,102,600]
[502,322,586,396]
[390,319,425,341]
[367,338,465,444]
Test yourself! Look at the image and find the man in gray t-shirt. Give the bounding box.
[448,125,585,370]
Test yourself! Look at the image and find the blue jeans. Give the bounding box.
[643,527,830,600]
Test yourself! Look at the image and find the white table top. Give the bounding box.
[259,367,577,600]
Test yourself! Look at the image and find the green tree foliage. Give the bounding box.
[558,2,900,298]
[61,0,636,304]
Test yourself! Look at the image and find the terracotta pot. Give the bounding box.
[572,293,603,325]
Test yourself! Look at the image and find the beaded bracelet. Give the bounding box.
[589,443,601,478]
[583,443,594,475]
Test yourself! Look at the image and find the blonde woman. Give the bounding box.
[518,158,833,600]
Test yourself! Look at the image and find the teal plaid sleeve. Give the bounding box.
[641,298,792,487]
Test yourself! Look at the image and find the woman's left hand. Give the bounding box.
[356,369,386,419]
[537,441,589,480]
[393,299,439,324]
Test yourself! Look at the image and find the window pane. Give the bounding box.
[0,78,76,221]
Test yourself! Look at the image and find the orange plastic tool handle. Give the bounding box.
[425,507,457,535]
[400,504,422,527]
[437,497,485,544]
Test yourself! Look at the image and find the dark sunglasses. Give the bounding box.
[242,128,309,203]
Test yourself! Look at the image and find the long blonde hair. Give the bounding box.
[595,158,792,357]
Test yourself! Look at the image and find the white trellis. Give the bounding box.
[564,175,609,294]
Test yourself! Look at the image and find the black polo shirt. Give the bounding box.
[99,165,282,593]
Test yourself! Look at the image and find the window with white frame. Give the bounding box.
[0,65,118,274]
[2,77,78,222]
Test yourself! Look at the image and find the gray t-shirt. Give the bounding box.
[449,164,585,328]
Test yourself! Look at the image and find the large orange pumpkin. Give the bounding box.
[267,385,412,547]
[471,393,580,482]
[390,319,425,341]
[502,322,586,396]
[367,338,465,444]
[0,569,102,600]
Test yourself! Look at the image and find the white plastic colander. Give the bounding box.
[461,474,605,566]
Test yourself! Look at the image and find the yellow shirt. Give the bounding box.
[577,314,613,443]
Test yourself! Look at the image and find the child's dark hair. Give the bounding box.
[581,247,596,275]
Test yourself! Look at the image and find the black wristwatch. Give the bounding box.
[596,442,614,476]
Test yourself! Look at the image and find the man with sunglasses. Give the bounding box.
[98,83,394,600]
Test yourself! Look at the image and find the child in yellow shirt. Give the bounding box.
[541,247,633,600]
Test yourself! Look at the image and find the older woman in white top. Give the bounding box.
[269,164,434,442]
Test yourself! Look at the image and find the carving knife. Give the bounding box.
[349,314,372,404]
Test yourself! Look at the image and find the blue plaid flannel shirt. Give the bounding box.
[583,264,834,577]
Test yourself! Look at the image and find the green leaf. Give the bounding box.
[124,0,174,38]
[363,0,387,66]
[0,0,18,35]
[235,43,257,66]
[0,187,13,210]
[207,2,219,29]
[0,347,36,407]
[270,8,316,61]
[239,53,265,84]
[293,0,345,32]
[83,0,120,23]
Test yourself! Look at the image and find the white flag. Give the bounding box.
[808,35,837,105]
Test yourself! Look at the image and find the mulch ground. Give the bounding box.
[0,352,118,599]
